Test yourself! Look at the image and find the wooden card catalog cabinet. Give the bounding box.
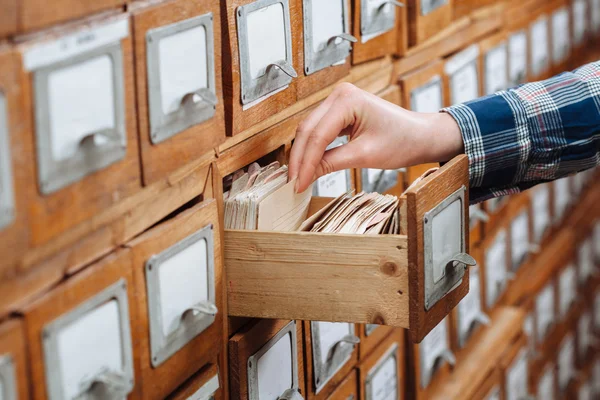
[479,228,509,311]
[229,320,305,400]
[557,334,576,394]
[167,363,222,400]
[0,47,27,276]
[479,33,508,96]
[443,45,481,107]
[132,0,225,185]
[313,137,355,197]
[18,0,123,33]
[305,322,358,398]
[412,318,454,397]
[507,27,529,87]
[23,250,136,400]
[327,370,357,400]
[558,264,578,320]
[502,345,533,400]
[358,329,404,400]
[553,177,571,225]
[128,197,223,400]
[530,184,551,245]
[294,0,354,99]
[358,324,394,361]
[529,13,552,81]
[18,16,141,245]
[534,362,555,399]
[535,282,557,345]
[550,1,572,74]
[225,155,472,342]
[223,0,299,136]
[0,320,29,400]
[451,266,490,349]
[351,0,404,65]
[407,0,453,46]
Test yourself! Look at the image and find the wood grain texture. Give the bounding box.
[428,307,525,400]
[407,0,454,47]
[351,0,400,65]
[225,228,410,326]
[303,321,359,400]
[453,0,497,21]
[0,319,30,400]
[131,0,226,185]
[469,369,502,400]
[404,154,470,342]
[18,15,142,247]
[166,363,223,400]
[0,47,29,281]
[357,329,405,400]
[326,369,358,400]
[22,249,139,400]
[228,319,305,400]
[18,0,124,33]
[220,0,299,136]
[358,324,394,361]
[0,0,17,38]
[127,199,223,400]
[292,0,351,100]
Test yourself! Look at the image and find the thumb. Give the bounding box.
[310,139,367,188]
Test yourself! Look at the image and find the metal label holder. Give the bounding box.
[145,224,217,368]
[364,343,399,400]
[419,320,455,388]
[42,279,134,400]
[187,373,220,400]
[361,1,403,37]
[423,186,473,311]
[237,0,296,105]
[0,92,15,230]
[0,354,17,400]
[410,76,443,112]
[311,322,359,393]
[455,269,490,348]
[302,0,355,75]
[247,321,303,400]
[312,136,352,196]
[33,42,127,195]
[146,13,217,145]
[420,0,448,16]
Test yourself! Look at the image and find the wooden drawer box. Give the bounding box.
[16,15,141,246]
[229,319,305,400]
[0,46,29,280]
[326,369,358,400]
[0,319,30,400]
[407,0,454,47]
[499,335,533,400]
[225,155,472,342]
[18,0,124,33]
[22,249,138,399]
[474,222,510,313]
[221,0,300,137]
[304,321,359,399]
[351,0,405,64]
[358,329,405,400]
[166,363,223,400]
[293,0,353,99]
[531,361,556,400]
[358,324,394,361]
[0,0,17,38]
[131,0,226,185]
[128,197,223,400]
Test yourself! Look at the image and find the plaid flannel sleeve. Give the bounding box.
[443,61,600,204]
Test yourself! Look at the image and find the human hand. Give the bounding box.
[289,83,465,193]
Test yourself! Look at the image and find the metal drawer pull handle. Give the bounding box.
[441,349,456,367]
[74,370,129,400]
[266,61,298,79]
[475,312,491,327]
[278,388,304,400]
[181,301,218,321]
[379,0,405,9]
[446,253,477,272]
[180,88,218,110]
[471,208,490,223]
[79,129,117,149]
[327,335,360,362]
[327,33,358,45]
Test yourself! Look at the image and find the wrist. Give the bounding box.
[421,112,465,164]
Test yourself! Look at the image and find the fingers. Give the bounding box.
[312,138,367,183]
[296,86,362,192]
[288,90,341,182]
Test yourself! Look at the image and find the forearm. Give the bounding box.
[444,61,600,203]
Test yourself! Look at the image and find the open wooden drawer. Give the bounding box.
[224,155,471,342]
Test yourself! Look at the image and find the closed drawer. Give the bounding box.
[0,319,29,400]
[132,0,226,185]
[549,0,572,74]
[476,225,509,312]
[326,369,357,400]
[532,362,556,400]
[23,249,137,399]
[166,363,223,400]
[528,11,552,81]
[294,0,353,99]
[358,329,404,400]
[358,324,394,362]
[17,15,141,246]
[229,319,305,400]
[0,46,28,278]
[453,0,496,20]
[128,198,223,400]
[0,0,17,38]
[443,45,481,107]
[351,0,405,64]
[222,0,300,136]
[500,336,533,400]
[407,0,453,46]
[304,321,358,399]
[225,155,472,342]
[479,32,508,96]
